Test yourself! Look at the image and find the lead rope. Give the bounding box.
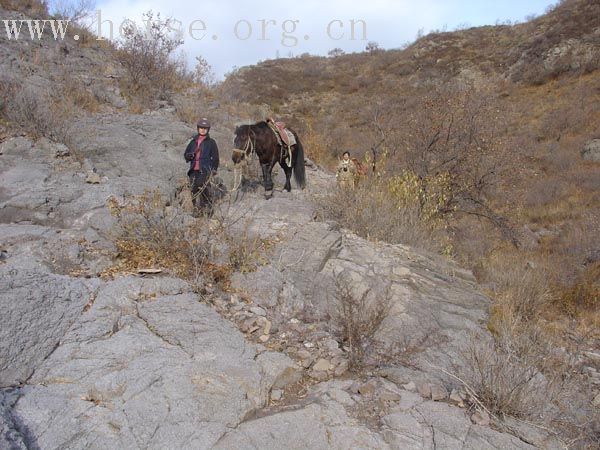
[232,134,256,192]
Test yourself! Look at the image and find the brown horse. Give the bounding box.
[232,121,306,198]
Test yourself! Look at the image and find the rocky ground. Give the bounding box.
[0,103,569,448]
[1,3,590,444]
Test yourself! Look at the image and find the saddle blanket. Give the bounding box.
[281,128,296,147]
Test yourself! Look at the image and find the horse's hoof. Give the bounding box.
[264,190,273,199]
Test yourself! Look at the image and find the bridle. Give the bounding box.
[232,131,255,159]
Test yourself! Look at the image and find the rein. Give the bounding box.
[232,129,256,192]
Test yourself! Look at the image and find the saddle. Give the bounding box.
[266,118,296,166]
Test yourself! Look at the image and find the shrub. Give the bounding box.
[48,0,94,24]
[192,55,217,88]
[387,170,453,225]
[315,173,447,253]
[105,189,214,287]
[104,188,273,290]
[116,11,187,107]
[59,73,100,113]
[225,229,270,274]
[328,48,345,58]
[296,118,337,168]
[558,262,600,317]
[171,86,215,125]
[329,273,391,371]
[455,330,597,446]
[0,75,69,141]
[365,41,381,55]
[457,333,562,420]
[361,85,513,243]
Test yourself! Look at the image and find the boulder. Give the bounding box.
[581,139,600,162]
[0,224,97,387]
[312,358,333,372]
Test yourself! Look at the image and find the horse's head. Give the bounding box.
[232,125,253,165]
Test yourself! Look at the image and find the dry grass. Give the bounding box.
[486,259,552,336]
[225,230,271,274]
[172,87,213,125]
[0,69,104,165]
[523,178,568,209]
[315,177,445,253]
[0,0,48,14]
[459,335,557,419]
[558,263,600,318]
[59,73,101,113]
[0,75,71,141]
[295,118,337,168]
[103,189,275,292]
[104,190,214,287]
[457,331,598,447]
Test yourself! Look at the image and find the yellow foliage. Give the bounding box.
[387,170,453,224]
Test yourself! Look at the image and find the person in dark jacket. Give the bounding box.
[184,118,220,215]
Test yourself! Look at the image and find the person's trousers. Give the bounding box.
[189,170,213,213]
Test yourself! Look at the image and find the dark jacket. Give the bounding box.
[184,133,219,175]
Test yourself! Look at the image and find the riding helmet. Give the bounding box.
[196,118,211,129]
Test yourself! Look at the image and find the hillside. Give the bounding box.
[223,0,600,103]
[221,0,600,339]
[0,0,598,448]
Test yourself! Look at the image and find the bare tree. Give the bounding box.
[48,0,95,24]
[328,48,345,58]
[365,41,381,54]
[117,11,184,100]
[193,55,217,87]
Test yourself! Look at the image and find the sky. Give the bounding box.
[90,0,559,78]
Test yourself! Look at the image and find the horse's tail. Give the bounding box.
[293,134,306,189]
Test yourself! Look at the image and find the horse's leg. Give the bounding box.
[282,163,292,192]
[261,162,274,198]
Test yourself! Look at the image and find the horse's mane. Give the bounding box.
[252,121,269,129]
[235,121,269,134]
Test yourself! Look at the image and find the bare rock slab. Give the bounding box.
[9,277,297,449]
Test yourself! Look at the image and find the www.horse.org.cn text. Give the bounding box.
[2,10,368,46]
[93,14,369,47]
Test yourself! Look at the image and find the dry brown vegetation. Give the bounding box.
[115,11,191,110]
[315,177,445,254]
[0,68,103,163]
[0,76,67,141]
[224,0,600,337]
[104,190,213,286]
[328,274,391,371]
[103,189,273,292]
[223,0,600,442]
[456,332,598,446]
[0,0,48,15]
